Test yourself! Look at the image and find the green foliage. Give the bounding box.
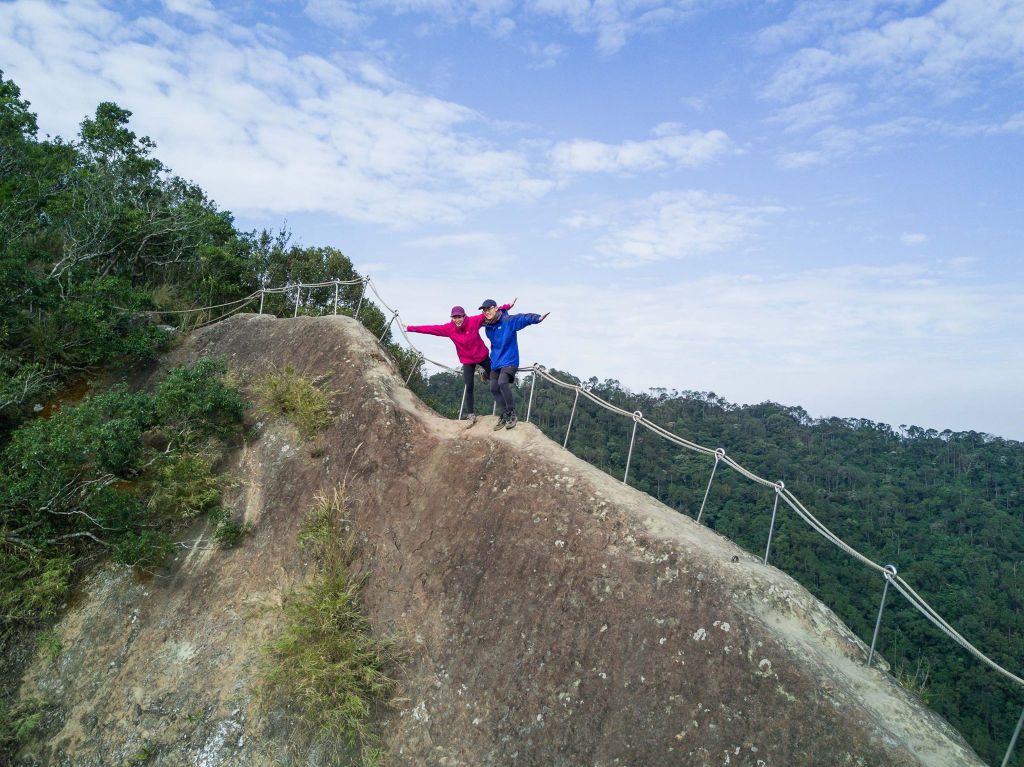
[421,369,1024,766]
[0,70,413,442]
[0,551,72,624]
[208,506,251,549]
[152,358,244,444]
[147,452,222,522]
[252,364,332,440]
[0,696,48,754]
[0,359,244,639]
[35,629,62,664]
[258,490,401,765]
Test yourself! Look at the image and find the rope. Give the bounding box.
[890,575,1024,688]
[188,293,261,328]
[151,290,261,315]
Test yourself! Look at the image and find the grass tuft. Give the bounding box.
[257,488,401,765]
[252,364,332,440]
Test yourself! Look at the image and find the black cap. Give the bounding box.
[478,299,497,310]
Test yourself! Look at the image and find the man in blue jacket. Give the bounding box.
[479,298,549,430]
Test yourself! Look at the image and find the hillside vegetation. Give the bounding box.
[0,70,417,755]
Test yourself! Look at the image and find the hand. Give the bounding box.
[540,312,550,322]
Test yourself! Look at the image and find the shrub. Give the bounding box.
[208,506,251,549]
[147,451,222,522]
[0,358,245,636]
[152,357,245,445]
[257,490,401,765]
[252,364,332,440]
[0,552,73,632]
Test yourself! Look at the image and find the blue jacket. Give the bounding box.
[484,310,542,369]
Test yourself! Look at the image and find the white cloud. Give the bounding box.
[765,0,1024,102]
[550,124,732,174]
[527,0,706,54]
[525,40,565,69]
[761,0,1024,166]
[401,230,514,264]
[756,0,915,52]
[162,0,219,27]
[304,0,711,54]
[304,0,367,33]
[306,0,519,38]
[0,0,554,227]
[564,190,783,267]
[766,85,855,134]
[901,232,928,246]
[775,116,925,167]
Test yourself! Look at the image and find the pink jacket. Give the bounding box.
[407,305,511,364]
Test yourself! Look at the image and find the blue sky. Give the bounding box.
[3,0,1023,438]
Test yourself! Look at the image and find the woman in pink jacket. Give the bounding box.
[405,299,514,427]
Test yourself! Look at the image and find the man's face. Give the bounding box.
[482,306,498,322]
[452,314,465,327]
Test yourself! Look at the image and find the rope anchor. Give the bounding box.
[696,448,725,524]
[622,410,643,485]
[868,564,898,668]
[763,481,785,565]
[526,364,544,423]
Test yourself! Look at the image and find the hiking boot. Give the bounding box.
[464,413,477,429]
[492,415,507,431]
[505,412,518,429]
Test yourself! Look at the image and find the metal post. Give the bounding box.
[379,311,397,341]
[763,481,784,565]
[868,565,897,668]
[563,388,580,448]
[526,366,540,423]
[696,448,725,524]
[258,291,265,315]
[458,384,467,420]
[623,411,643,485]
[355,277,368,319]
[405,354,421,385]
[1001,705,1024,767]
[293,286,301,317]
[492,400,496,416]
[333,281,340,314]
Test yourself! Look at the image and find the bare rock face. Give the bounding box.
[16,314,983,766]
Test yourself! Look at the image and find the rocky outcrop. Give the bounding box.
[16,314,983,766]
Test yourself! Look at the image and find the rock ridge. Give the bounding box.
[16,313,983,767]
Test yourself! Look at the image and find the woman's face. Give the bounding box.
[452,314,465,327]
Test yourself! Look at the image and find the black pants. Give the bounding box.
[488,365,517,417]
[462,356,492,415]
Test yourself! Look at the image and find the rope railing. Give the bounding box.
[167,276,1023,765]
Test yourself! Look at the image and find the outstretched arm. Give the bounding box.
[508,312,548,331]
[404,322,452,337]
